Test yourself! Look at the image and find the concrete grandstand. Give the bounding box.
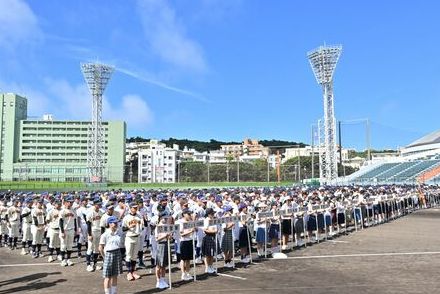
[342,129,440,185]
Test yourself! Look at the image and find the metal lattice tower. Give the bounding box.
[307,45,342,184]
[81,63,114,183]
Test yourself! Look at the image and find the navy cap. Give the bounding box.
[128,202,138,208]
[107,216,118,225]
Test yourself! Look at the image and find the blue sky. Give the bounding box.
[1,0,439,150]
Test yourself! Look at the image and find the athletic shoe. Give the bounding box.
[132,272,141,280]
[241,257,250,264]
[95,264,103,271]
[21,248,28,255]
[161,278,169,288]
[57,255,62,261]
[195,257,203,264]
[48,256,54,263]
[207,266,216,274]
[184,273,193,280]
[126,273,134,281]
[281,245,287,251]
[158,279,167,289]
[61,260,68,267]
[216,254,223,260]
[156,280,161,289]
[66,259,74,266]
[181,273,186,281]
[86,265,94,272]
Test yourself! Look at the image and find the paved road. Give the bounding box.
[1,209,439,294]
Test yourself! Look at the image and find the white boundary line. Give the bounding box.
[282,251,440,260]
[216,273,247,280]
[0,262,64,267]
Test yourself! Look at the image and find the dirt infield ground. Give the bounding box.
[1,209,440,294]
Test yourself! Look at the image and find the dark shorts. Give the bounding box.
[180,240,193,261]
[255,227,266,244]
[268,224,279,240]
[281,219,292,235]
[239,226,249,248]
[307,215,317,231]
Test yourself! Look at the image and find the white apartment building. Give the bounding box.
[209,150,227,164]
[137,140,177,183]
[283,146,351,163]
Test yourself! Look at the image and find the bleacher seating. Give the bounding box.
[349,159,440,184]
[390,160,440,182]
[354,163,398,181]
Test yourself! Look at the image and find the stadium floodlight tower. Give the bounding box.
[307,45,342,184]
[81,62,114,183]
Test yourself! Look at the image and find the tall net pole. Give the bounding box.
[81,63,114,183]
[308,45,342,184]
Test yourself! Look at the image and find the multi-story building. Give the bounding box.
[220,144,242,158]
[243,138,269,157]
[283,146,351,163]
[0,93,126,182]
[138,140,177,183]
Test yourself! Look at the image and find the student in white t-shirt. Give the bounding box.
[99,216,122,294]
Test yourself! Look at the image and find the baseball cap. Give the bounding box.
[107,216,118,225]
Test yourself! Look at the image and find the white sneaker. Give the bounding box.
[208,266,216,274]
[161,278,169,288]
[216,254,223,259]
[86,264,94,272]
[185,273,193,280]
[181,273,186,281]
[156,280,161,289]
[281,245,287,250]
[195,257,203,264]
[48,256,54,263]
[66,259,74,266]
[224,262,230,268]
[61,260,68,267]
[241,257,250,264]
[95,264,103,271]
[57,255,62,261]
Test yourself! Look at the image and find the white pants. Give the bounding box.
[77,224,88,244]
[8,222,19,238]
[22,224,32,242]
[60,229,75,252]
[32,225,44,245]
[48,228,61,249]
[125,235,140,262]
[86,231,101,255]
[0,221,7,235]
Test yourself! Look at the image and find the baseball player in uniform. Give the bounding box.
[122,202,143,281]
[46,199,62,262]
[31,199,46,258]
[59,197,78,266]
[20,199,33,255]
[76,197,90,258]
[0,199,8,247]
[86,198,104,272]
[6,200,21,250]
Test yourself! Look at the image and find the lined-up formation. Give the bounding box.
[0,185,439,293]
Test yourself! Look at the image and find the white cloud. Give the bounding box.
[37,79,154,131]
[0,0,42,49]
[1,77,154,132]
[136,0,208,73]
[104,94,154,128]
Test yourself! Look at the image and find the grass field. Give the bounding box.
[0,181,296,191]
